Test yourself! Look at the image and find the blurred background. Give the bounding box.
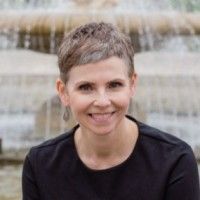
[0,0,200,199]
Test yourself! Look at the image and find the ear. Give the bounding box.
[56,78,69,106]
[129,73,137,97]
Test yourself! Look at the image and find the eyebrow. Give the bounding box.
[75,81,95,87]
[74,78,126,87]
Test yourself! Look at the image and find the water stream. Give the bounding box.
[0,1,200,200]
[0,0,200,152]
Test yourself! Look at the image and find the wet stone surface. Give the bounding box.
[0,165,22,200]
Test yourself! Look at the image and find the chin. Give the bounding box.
[85,119,121,137]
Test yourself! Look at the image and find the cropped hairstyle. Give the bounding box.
[58,22,135,83]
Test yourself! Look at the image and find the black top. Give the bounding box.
[22,115,200,200]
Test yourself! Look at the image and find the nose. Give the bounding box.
[93,91,111,107]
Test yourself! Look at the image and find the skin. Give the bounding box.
[56,56,139,170]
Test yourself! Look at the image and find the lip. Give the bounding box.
[88,111,116,124]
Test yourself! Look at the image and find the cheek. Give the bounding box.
[117,97,131,108]
[112,91,132,108]
[68,94,91,113]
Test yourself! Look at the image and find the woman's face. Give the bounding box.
[57,56,137,136]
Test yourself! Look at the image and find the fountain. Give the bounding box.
[0,1,200,199]
[0,0,200,153]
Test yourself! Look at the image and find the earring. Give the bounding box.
[63,107,70,121]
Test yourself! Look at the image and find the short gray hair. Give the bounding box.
[58,22,135,83]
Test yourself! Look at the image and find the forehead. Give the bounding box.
[67,56,129,84]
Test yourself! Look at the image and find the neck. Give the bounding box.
[74,117,138,166]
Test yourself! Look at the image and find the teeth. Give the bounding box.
[90,113,113,122]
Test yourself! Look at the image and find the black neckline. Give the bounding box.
[71,115,141,173]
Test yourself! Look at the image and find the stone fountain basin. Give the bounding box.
[0,49,58,75]
[0,49,200,149]
[1,11,200,53]
[0,49,199,114]
[134,51,200,116]
[1,49,199,75]
[1,11,200,35]
[136,51,200,76]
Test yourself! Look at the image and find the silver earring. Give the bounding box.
[63,108,70,121]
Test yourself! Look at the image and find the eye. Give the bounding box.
[108,81,123,89]
[78,84,93,91]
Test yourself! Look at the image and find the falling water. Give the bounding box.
[0,3,200,198]
[0,0,200,152]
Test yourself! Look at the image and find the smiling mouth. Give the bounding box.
[88,112,116,122]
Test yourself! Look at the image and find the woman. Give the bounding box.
[22,22,200,200]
